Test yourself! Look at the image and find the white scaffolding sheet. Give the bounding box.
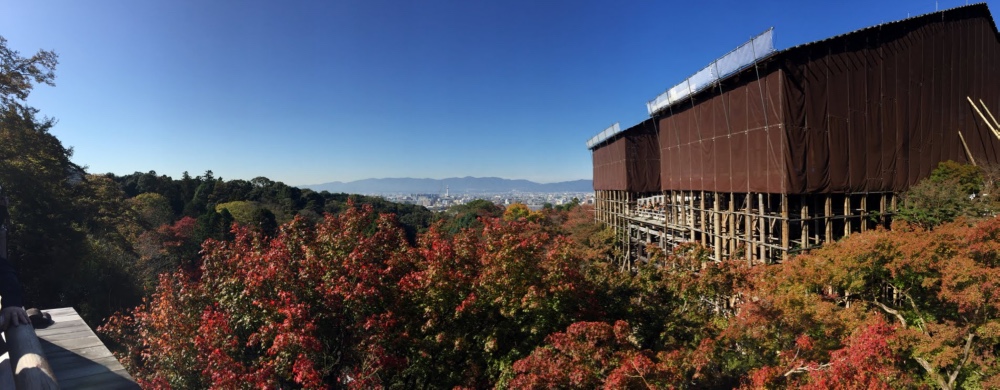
[586,122,622,149]
[646,29,775,116]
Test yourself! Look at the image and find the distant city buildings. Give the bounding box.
[379,191,595,212]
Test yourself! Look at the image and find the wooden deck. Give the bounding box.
[33,307,138,389]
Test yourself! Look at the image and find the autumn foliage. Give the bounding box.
[102,200,1000,389]
[103,203,602,388]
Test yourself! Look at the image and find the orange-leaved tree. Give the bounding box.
[738,218,1000,389]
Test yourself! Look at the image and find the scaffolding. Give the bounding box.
[596,190,897,266]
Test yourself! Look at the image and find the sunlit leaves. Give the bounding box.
[101,192,1000,388]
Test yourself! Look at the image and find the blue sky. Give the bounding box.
[1,0,992,185]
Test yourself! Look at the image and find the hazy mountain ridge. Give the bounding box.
[304,177,592,194]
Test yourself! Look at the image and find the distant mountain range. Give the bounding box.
[304,177,593,194]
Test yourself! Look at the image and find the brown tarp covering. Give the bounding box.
[650,4,1000,194]
[592,119,660,192]
[781,4,1000,193]
[593,137,627,190]
[659,70,785,193]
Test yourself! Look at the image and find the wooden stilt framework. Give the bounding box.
[596,190,897,264]
[594,190,635,267]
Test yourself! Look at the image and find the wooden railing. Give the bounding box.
[1,193,58,388]
[5,322,58,389]
[631,208,667,221]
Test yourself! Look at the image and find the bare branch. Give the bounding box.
[915,357,951,390]
[872,300,908,329]
[783,362,833,377]
[897,287,927,333]
[947,332,976,388]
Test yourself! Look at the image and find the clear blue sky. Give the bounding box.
[1,0,992,185]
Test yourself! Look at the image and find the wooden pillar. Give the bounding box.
[726,192,739,257]
[667,190,673,227]
[860,195,868,233]
[612,191,617,236]
[781,194,789,262]
[758,193,766,263]
[615,191,625,237]
[689,191,696,241]
[700,191,707,247]
[673,190,679,229]
[714,192,722,261]
[615,190,620,226]
[844,195,852,237]
[625,224,632,268]
[597,191,602,223]
[825,194,833,243]
[745,193,754,263]
[603,190,607,224]
[880,193,887,227]
[801,197,810,250]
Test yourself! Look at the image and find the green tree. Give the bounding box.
[439,199,504,234]
[0,36,57,110]
[503,203,532,221]
[0,36,84,308]
[898,161,987,229]
[129,192,174,229]
[215,200,261,225]
[249,207,277,238]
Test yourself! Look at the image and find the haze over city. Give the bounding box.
[1,0,988,185]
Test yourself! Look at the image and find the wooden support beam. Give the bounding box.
[860,195,868,233]
[844,195,852,237]
[825,194,833,243]
[880,193,887,227]
[667,190,673,227]
[781,194,789,262]
[979,98,1000,131]
[662,190,668,248]
[958,131,978,166]
[700,191,707,247]
[624,224,632,270]
[714,193,722,261]
[729,193,735,258]
[968,96,1000,140]
[758,193,766,263]
[689,191,696,241]
[673,190,679,229]
[801,197,809,249]
[745,194,753,264]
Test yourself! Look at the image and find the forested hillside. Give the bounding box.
[6,163,434,326]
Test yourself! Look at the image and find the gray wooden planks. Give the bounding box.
[34,307,139,390]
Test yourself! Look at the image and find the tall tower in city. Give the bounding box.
[445,185,449,198]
